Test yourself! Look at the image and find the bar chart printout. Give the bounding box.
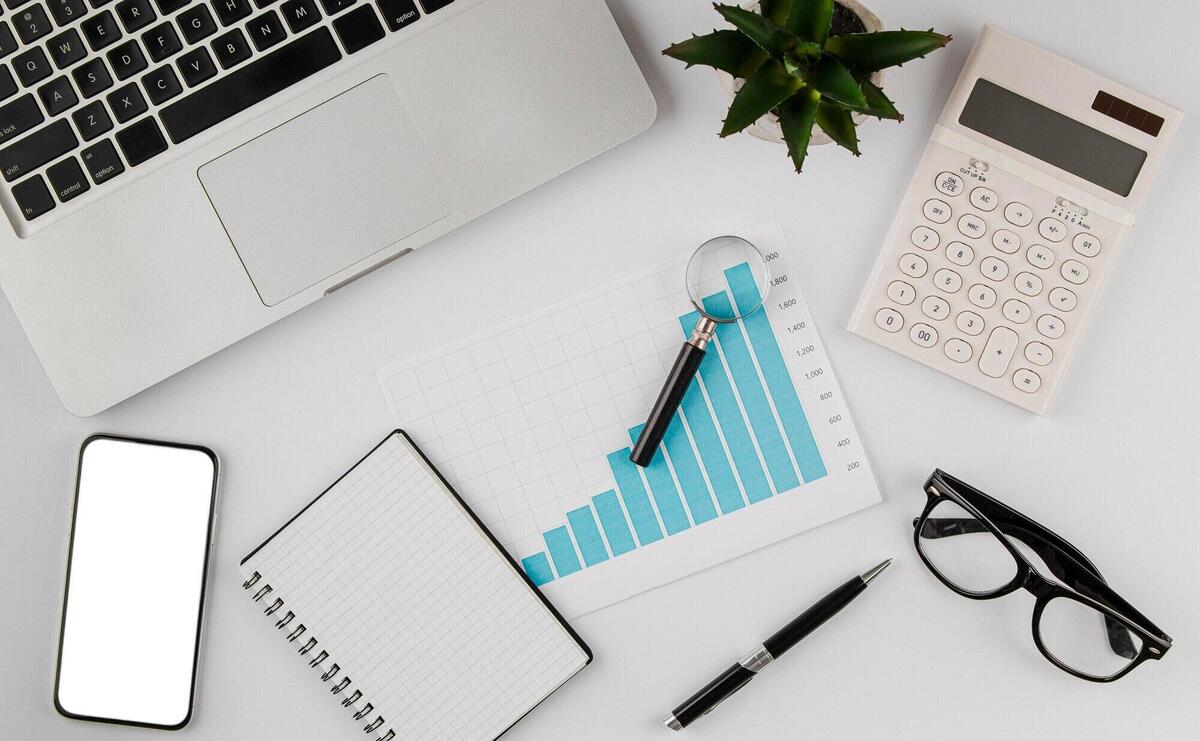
[379,222,880,617]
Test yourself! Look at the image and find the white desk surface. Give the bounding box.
[3,1,1198,738]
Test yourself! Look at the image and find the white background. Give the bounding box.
[2,0,1197,738]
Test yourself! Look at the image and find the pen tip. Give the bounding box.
[860,558,893,584]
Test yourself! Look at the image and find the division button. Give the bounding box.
[1036,314,1065,339]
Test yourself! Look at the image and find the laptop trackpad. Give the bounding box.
[198,75,453,306]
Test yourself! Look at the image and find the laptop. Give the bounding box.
[0,0,655,415]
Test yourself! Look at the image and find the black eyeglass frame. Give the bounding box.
[913,469,1171,682]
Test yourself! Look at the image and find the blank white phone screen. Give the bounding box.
[56,438,217,728]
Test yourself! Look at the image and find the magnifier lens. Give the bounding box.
[685,235,771,322]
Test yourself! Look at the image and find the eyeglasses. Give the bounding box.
[912,470,1171,682]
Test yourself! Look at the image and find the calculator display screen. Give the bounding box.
[959,79,1147,197]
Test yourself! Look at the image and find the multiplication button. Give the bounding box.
[923,198,952,224]
[935,171,964,196]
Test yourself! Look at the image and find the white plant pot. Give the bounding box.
[715,0,885,145]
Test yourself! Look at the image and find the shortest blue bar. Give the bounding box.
[522,552,554,586]
[543,526,582,578]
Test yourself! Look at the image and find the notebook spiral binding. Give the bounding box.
[242,571,394,740]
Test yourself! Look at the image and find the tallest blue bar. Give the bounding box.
[725,263,827,482]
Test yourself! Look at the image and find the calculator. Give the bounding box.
[849,26,1181,413]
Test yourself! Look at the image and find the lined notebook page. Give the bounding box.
[241,433,589,740]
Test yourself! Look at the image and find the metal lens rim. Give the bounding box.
[685,235,770,323]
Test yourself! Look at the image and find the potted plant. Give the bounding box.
[664,0,951,171]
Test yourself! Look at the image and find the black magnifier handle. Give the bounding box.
[631,316,717,467]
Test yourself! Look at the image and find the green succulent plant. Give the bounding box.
[664,0,951,171]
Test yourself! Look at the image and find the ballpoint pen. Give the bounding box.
[663,558,893,731]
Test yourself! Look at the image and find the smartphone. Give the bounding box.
[54,435,219,730]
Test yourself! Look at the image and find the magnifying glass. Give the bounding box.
[630,235,771,467]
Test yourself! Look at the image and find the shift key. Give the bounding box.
[0,120,78,182]
[0,94,45,146]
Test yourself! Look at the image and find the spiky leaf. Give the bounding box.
[759,0,792,26]
[714,4,798,60]
[805,56,867,110]
[782,41,822,75]
[815,101,859,155]
[721,58,806,137]
[856,74,903,120]
[663,30,767,78]
[786,0,833,44]
[778,88,820,171]
[825,30,952,73]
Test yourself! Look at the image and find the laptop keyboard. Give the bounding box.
[1,0,451,222]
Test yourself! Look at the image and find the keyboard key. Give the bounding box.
[968,283,996,309]
[0,23,16,59]
[14,5,52,45]
[932,268,962,293]
[0,119,78,181]
[280,0,319,32]
[1014,271,1042,297]
[11,173,54,219]
[161,27,340,142]
[921,295,949,321]
[418,0,452,11]
[154,0,189,13]
[969,185,997,212]
[212,0,252,25]
[1025,244,1054,269]
[944,337,972,363]
[178,4,218,43]
[957,213,986,239]
[874,307,902,333]
[1036,314,1065,340]
[0,94,43,144]
[115,115,166,164]
[318,0,353,13]
[141,64,181,103]
[3,0,33,8]
[1002,298,1030,324]
[1003,201,1032,227]
[177,46,216,85]
[886,279,914,305]
[992,230,1019,257]
[0,66,17,100]
[106,81,146,121]
[980,255,1009,281]
[81,137,124,183]
[246,10,286,50]
[909,322,937,348]
[48,0,88,25]
[73,58,114,97]
[254,0,276,5]
[1038,217,1066,243]
[945,241,973,266]
[1072,232,1101,258]
[71,99,113,139]
[116,0,157,32]
[90,0,116,6]
[1060,259,1089,285]
[47,29,88,70]
[377,0,420,32]
[1024,341,1053,367]
[1048,286,1077,312]
[46,155,90,201]
[333,5,382,53]
[956,310,985,336]
[107,39,148,79]
[211,27,251,68]
[923,198,951,224]
[910,225,938,251]
[14,47,52,86]
[898,252,927,279]
[83,11,123,51]
[979,326,1018,378]
[934,171,963,197]
[37,76,78,116]
[143,22,183,61]
[1012,368,1041,393]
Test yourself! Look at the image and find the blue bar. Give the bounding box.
[522,552,554,586]
[628,425,691,535]
[701,292,801,494]
[725,263,827,482]
[607,450,664,545]
[680,311,773,504]
[591,489,637,556]
[659,413,718,525]
[678,379,745,514]
[543,526,582,577]
[566,506,610,566]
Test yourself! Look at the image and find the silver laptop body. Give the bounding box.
[0,0,654,415]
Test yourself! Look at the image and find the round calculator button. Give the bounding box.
[1026,244,1055,270]
[1073,232,1101,258]
[1060,259,1090,285]
[970,186,998,212]
[887,280,916,305]
[980,256,1009,281]
[922,295,950,320]
[910,322,938,348]
[1048,286,1077,312]
[944,338,973,363]
[875,307,904,333]
[1002,299,1031,324]
[956,310,985,336]
[992,229,1021,254]
[968,283,997,309]
[958,214,987,240]
[1013,368,1042,393]
[932,268,962,294]
[899,253,928,278]
[945,241,974,266]
[911,225,940,251]
[935,171,965,197]
[1037,314,1066,339]
[1038,217,1067,243]
[1014,271,1043,297]
[923,198,952,224]
[1004,202,1033,227]
[1025,341,1054,366]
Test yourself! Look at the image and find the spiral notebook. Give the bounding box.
[238,431,591,740]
